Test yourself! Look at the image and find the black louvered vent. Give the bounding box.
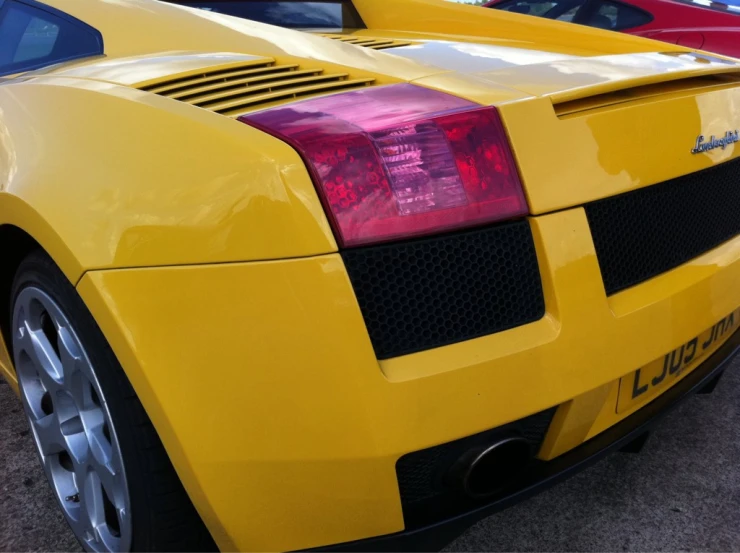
[140,61,374,117]
[321,34,414,50]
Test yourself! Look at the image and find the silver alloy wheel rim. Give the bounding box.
[12,287,132,552]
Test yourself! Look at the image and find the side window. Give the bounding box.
[585,0,653,30]
[497,0,557,15]
[167,1,366,30]
[556,6,580,20]
[493,0,587,19]
[0,1,102,76]
[14,15,60,63]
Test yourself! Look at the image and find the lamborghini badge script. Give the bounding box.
[692,130,740,154]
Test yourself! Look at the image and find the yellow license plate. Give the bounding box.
[618,309,740,414]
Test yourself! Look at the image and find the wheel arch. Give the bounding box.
[0,216,226,549]
[0,194,88,383]
[0,225,41,357]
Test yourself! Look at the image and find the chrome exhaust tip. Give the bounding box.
[450,436,532,498]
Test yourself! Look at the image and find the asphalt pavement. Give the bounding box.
[2,358,739,552]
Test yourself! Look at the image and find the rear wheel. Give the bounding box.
[11,251,216,552]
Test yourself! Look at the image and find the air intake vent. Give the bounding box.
[585,157,740,295]
[321,34,414,50]
[342,221,545,359]
[140,60,375,116]
[553,72,740,118]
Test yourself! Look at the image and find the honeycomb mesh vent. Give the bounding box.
[585,157,740,295]
[341,221,545,360]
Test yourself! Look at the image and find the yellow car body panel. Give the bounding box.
[1,0,740,550]
[75,208,740,551]
[501,86,740,213]
[2,0,736,281]
[0,74,338,281]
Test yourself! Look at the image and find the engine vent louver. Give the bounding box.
[320,34,414,50]
[139,60,375,116]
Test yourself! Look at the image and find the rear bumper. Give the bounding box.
[76,207,740,552]
[321,327,740,552]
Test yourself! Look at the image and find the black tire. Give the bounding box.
[11,251,217,552]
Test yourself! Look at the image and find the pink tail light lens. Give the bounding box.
[239,84,528,247]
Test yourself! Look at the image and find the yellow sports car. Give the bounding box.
[1,0,740,550]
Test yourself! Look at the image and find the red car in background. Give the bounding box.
[483,0,740,58]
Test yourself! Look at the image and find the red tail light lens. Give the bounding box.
[239,84,528,247]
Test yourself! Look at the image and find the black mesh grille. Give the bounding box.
[586,158,740,295]
[395,409,556,528]
[341,221,545,360]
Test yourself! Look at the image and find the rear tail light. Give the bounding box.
[239,83,528,247]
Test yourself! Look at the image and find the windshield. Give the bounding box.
[167,0,366,29]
